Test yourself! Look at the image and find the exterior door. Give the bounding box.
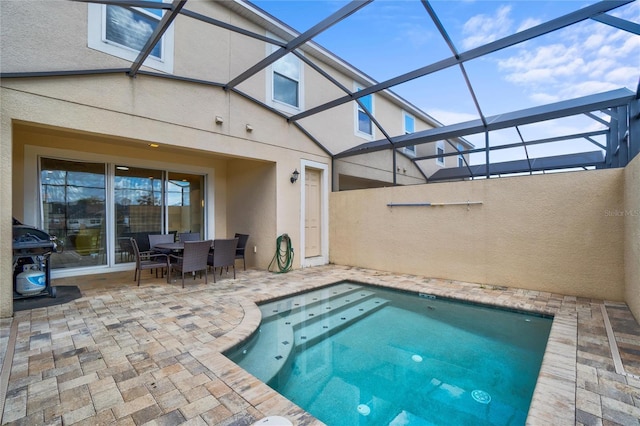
[305,168,321,258]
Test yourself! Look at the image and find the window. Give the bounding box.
[436,141,445,166]
[266,36,304,114]
[41,158,107,269]
[273,53,301,108]
[457,143,465,167]
[40,157,205,271]
[355,86,374,138]
[88,0,174,73]
[403,112,416,156]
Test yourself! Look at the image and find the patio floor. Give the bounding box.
[1,265,640,425]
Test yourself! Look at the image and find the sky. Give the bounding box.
[251,0,639,165]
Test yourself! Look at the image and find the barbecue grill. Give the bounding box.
[12,218,57,299]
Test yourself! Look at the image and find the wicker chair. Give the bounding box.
[208,238,239,283]
[234,233,250,270]
[149,233,175,254]
[179,232,200,242]
[130,237,168,287]
[168,240,212,288]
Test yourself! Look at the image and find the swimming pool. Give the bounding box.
[226,282,552,425]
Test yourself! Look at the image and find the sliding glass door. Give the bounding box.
[40,157,205,271]
[41,158,107,269]
[167,172,204,239]
[114,166,164,264]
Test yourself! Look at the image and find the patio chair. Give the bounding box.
[208,238,239,283]
[179,232,200,242]
[149,233,175,254]
[168,240,212,288]
[234,233,250,270]
[130,237,168,287]
[118,237,133,262]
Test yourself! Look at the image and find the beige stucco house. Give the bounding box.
[1,0,473,318]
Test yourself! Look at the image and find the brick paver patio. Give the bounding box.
[1,265,639,425]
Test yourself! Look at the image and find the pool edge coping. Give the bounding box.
[197,275,576,426]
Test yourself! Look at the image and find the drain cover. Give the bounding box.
[357,404,371,416]
[471,389,491,404]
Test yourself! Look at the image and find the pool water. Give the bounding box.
[226,282,552,426]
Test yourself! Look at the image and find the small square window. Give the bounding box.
[355,86,373,138]
[358,109,372,135]
[273,72,299,107]
[403,112,415,156]
[436,141,445,166]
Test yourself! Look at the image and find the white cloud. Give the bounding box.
[516,17,542,33]
[424,108,479,126]
[397,23,434,48]
[461,5,513,50]
[495,12,639,104]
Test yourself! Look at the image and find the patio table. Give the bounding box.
[155,241,215,251]
[155,241,214,283]
[154,242,188,252]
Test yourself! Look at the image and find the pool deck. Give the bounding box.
[1,265,640,425]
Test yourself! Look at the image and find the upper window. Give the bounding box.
[436,141,445,166]
[266,36,304,114]
[457,143,465,167]
[355,86,374,139]
[403,112,416,156]
[273,53,301,109]
[88,1,174,73]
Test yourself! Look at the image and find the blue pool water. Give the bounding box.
[226,282,552,426]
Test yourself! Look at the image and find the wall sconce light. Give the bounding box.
[245,124,253,132]
[290,169,300,184]
[215,116,224,125]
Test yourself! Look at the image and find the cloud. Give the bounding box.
[397,23,435,48]
[461,5,513,50]
[459,2,638,106]
[423,108,480,126]
[516,17,542,32]
[496,15,639,102]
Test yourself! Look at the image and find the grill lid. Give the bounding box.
[13,222,56,252]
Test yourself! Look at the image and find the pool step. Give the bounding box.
[237,293,389,386]
[260,283,368,321]
[294,296,389,349]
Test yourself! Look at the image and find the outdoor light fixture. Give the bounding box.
[215,116,224,124]
[149,143,159,148]
[290,169,299,184]
[245,124,253,132]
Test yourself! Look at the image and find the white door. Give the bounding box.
[305,168,321,258]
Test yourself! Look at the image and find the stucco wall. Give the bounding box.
[330,169,626,300]
[0,98,12,319]
[227,159,277,269]
[625,154,640,320]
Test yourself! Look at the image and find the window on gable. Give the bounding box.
[105,6,163,58]
[436,141,445,166]
[457,143,465,167]
[88,0,174,73]
[273,53,301,108]
[356,87,373,137]
[403,112,416,156]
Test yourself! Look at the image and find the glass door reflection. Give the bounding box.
[114,166,163,263]
[167,173,204,239]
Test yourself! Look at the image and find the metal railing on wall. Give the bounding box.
[387,201,483,208]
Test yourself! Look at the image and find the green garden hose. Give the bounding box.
[268,233,294,273]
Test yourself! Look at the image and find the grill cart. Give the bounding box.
[12,218,57,299]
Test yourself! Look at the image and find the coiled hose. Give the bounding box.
[268,233,294,273]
